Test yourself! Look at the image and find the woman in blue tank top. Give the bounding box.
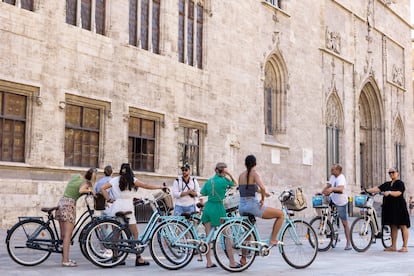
[238,155,283,265]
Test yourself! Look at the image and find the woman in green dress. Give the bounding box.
[201,162,238,268]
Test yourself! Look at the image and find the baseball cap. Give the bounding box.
[215,162,227,169]
[181,163,191,170]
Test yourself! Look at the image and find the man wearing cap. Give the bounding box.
[171,163,201,215]
[200,162,239,268]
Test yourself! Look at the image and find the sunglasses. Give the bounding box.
[388,171,396,175]
[181,169,189,172]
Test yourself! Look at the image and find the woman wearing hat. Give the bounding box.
[200,162,239,268]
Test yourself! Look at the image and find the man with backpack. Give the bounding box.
[172,163,201,215]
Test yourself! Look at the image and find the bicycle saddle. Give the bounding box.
[41,207,59,214]
[115,211,133,217]
[241,213,256,224]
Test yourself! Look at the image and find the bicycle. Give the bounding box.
[148,203,239,270]
[213,190,318,272]
[5,194,101,266]
[309,194,340,251]
[82,192,175,268]
[350,191,391,252]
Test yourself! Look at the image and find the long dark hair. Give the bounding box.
[119,163,137,191]
[245,155,256,186]
[85,168,97,185]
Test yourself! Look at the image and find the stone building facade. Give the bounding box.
[0,0,412,227]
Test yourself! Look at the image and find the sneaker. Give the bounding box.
[101,249,112,258]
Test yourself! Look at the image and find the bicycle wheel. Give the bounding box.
[6,219,54,266]
[280,220,318,269]
[331,219,340,248]
[309,216,333,251]
[79,219,95,261]
[149,220,195,270]
[214,220,257,272]
[350,216,373,252]
[84,219,129,268]
[381,225,392,248]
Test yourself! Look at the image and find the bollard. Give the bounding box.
[348,196,353,217]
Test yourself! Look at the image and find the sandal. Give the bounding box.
[384,247,396,252]
[135,260,150,266]
[398,247,408,253]
[62,261,77,267]
[270,240,284,247]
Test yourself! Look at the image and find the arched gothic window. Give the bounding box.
[325,93,343,179]
[264,55,287,136]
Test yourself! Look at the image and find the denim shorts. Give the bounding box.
[239,197,266,218]
[174,204,197,216]
[335,204,348,220]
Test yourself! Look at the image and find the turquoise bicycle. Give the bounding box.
[149,205,239,270]
[82,192,175,267]
[213,190,318,272]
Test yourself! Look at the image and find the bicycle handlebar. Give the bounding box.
[360,190,383,196]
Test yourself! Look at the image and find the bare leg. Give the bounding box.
[387,225,398,251]
[261,207,283,244]
[341,219,351,248]
[129,224,146,263]
[60,221,75,264]
[400,225,409,251]
[204,222,215,268]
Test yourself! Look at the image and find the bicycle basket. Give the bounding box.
[154,191,174,212]
[312,195,330,208]
[281,187,307,211]
[354,195,373,208]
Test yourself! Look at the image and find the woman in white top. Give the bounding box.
[101,163,167,266]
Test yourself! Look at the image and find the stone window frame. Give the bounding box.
[325,92,343,179]
[178,0,204,69]
[2,0,34,11]
[393,116,404,178]
[264,54,287,138]
[129,0,161,54]
[65,0,108,36]
[177,118,206,176]
[128,107,165,172]
[64,94,110,168]
[0,80,38,163]
[264,0,281,9]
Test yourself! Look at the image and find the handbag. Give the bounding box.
[223,191,240,210]
[212,179,240,210]
[284,187,307,211]
[94,193,106,210]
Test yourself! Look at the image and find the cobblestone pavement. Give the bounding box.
[2,216,414,276]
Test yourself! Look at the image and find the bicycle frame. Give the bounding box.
[356,200,381,236]
[99,199,177,255]
[19,195,97,253]
[218,206,303,256]
[319,204,339,232]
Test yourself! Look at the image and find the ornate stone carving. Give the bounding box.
[326,95,341,127]
[392,64,404,87]
[325,27,341,54]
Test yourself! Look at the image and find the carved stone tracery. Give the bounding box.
[325,27,341,54]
